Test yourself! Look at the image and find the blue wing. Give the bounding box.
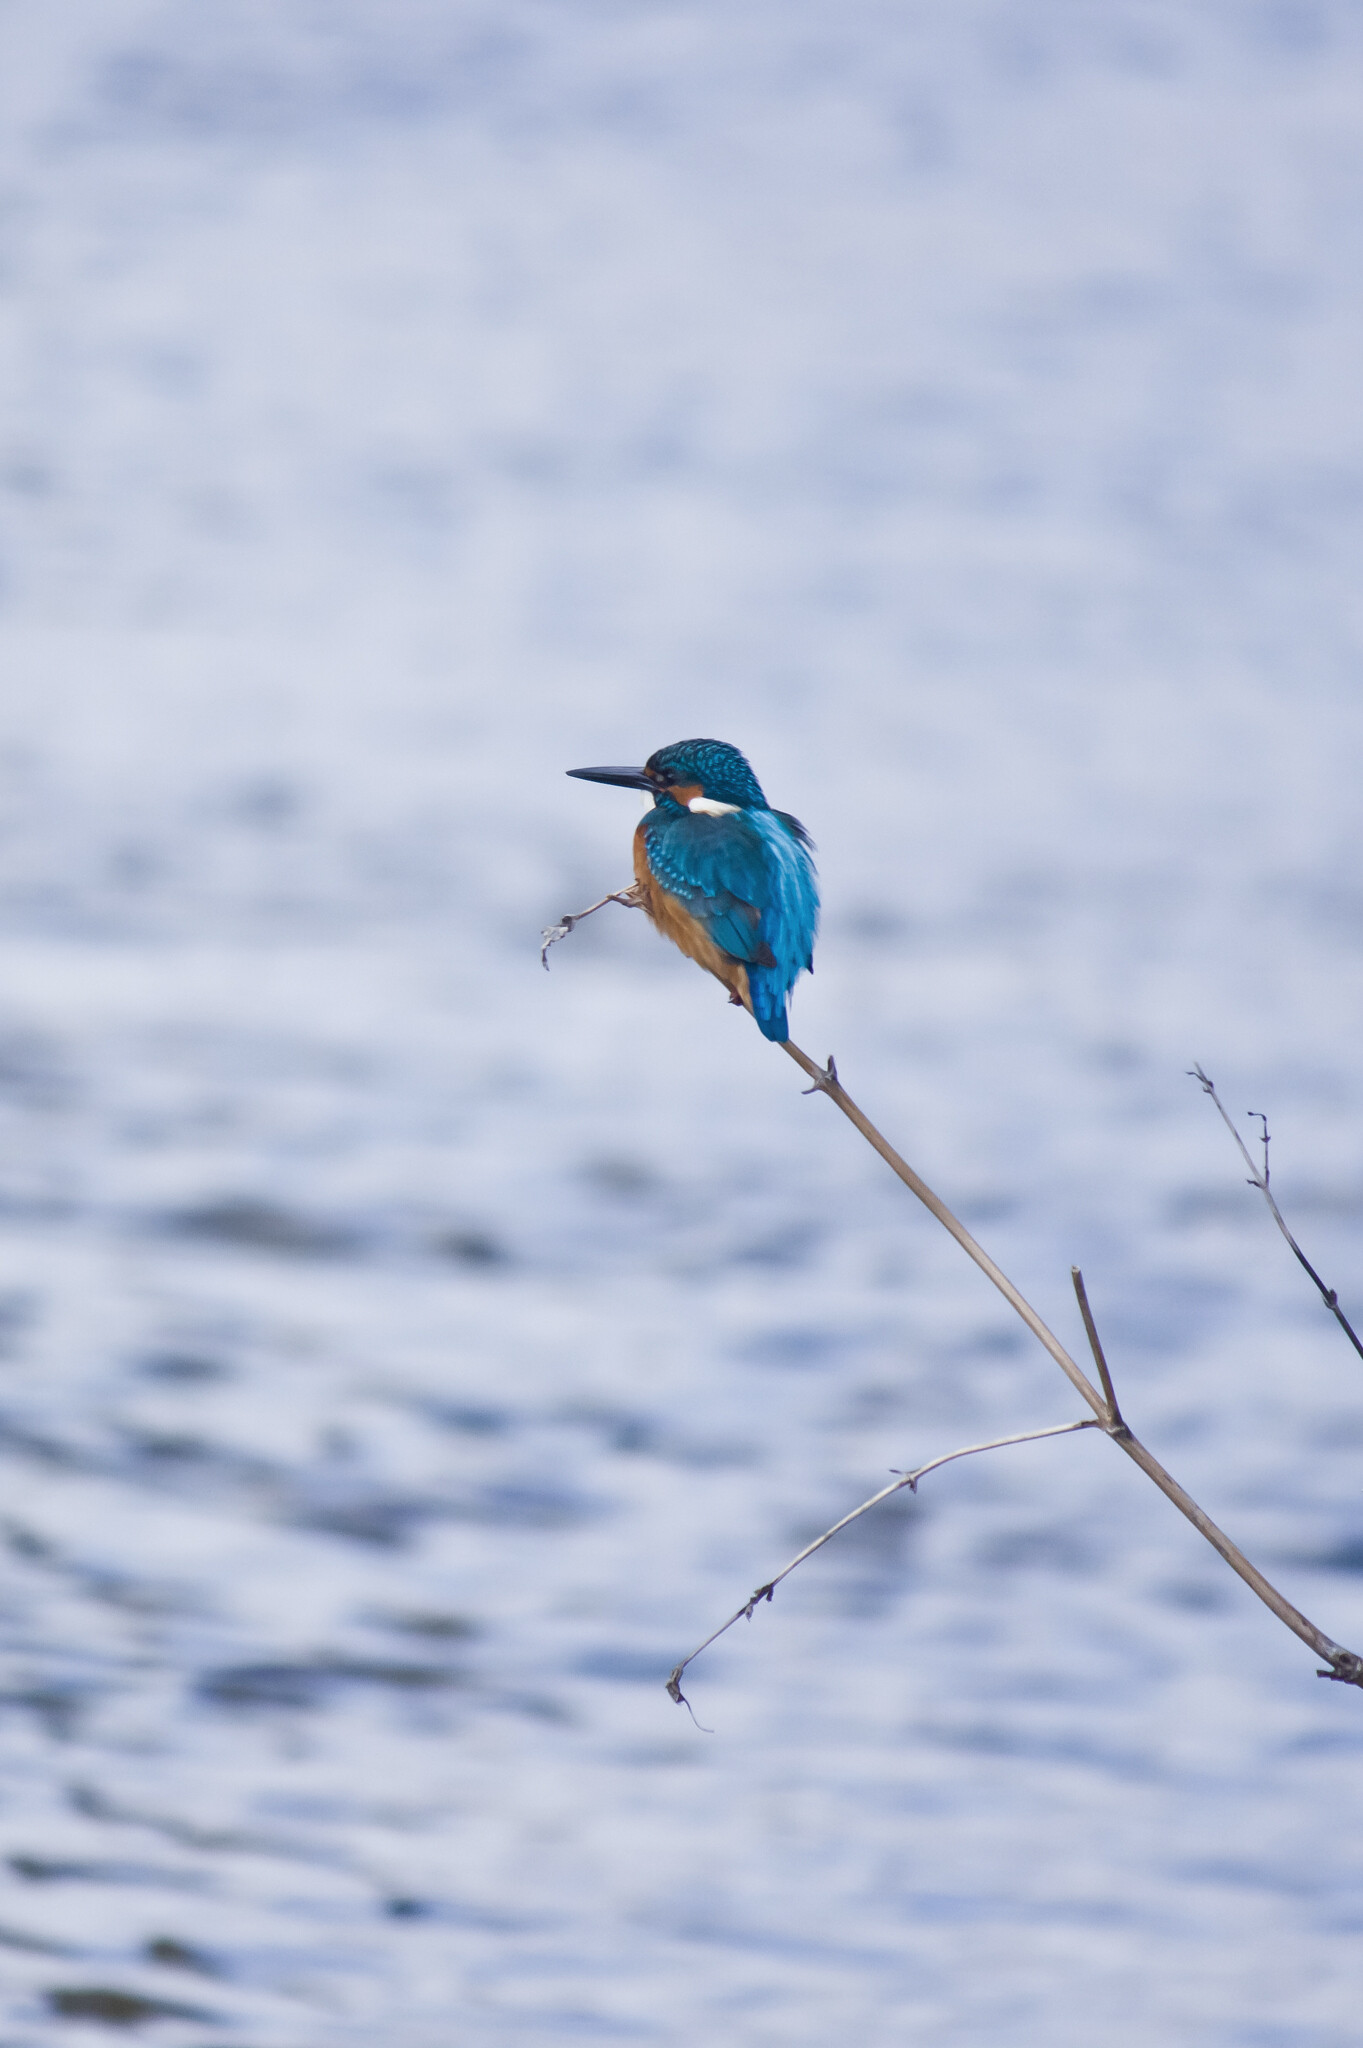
[642,808,819,1040]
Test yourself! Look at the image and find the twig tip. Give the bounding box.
[664,1670,713,1730]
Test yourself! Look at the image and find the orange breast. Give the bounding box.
[633,821,752,1013]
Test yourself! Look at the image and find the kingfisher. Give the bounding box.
[565,738,819,1043]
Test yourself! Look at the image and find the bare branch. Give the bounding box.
[741,1039,1363,1694]
[666,1420,1102,1713]
[541,885,642,969]
[1189,1064,1363,1365]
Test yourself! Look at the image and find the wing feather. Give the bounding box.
[641,808,818,983]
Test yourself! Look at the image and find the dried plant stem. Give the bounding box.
[739,1039,1363,1692]
[784,1047,1110,1421]
[1190,1063,1363,1364]
[666,1419,1100,1707]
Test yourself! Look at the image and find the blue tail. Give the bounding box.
[747,966,789,1043]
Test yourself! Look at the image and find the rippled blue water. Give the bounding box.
[1,4,1363,2041]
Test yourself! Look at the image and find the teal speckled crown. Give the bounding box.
[645,739,767,808]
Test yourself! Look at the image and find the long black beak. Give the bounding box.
[566,765,655,790]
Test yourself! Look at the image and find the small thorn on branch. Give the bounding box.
[1249,1111,1271,1189]
[801,1053,840,1096]
[1318,1650,1363,1688]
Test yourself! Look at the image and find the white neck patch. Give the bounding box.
[687,797,741,817]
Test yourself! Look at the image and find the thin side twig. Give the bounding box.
[1071,1267,1123,1427]
[1189,1064,1363,1364]
[666,1420,1102,1713]
[541,886,641,969]
[757,1039,1363,1692]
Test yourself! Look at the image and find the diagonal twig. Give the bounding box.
[666,1420,1102,1714]
[1189,1064,1363,1365]
[787,1046,1111,1421]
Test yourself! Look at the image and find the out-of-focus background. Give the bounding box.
[1,3,1362,2041]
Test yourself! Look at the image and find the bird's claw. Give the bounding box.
[540,920,575,968]
[801,1054,840,1096]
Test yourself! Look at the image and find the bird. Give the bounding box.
[566,738,819,1043]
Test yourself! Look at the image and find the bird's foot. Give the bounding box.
[801,1054,840,1097]
[540,886,642,968]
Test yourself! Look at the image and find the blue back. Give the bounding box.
[640,741,819,1042]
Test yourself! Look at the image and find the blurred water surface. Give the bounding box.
[1,3,1363,2042]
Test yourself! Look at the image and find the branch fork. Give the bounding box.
[666,1042,1363,1712]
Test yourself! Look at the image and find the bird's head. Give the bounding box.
[567,737,767,815]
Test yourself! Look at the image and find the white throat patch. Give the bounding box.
[687,797,741,817]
